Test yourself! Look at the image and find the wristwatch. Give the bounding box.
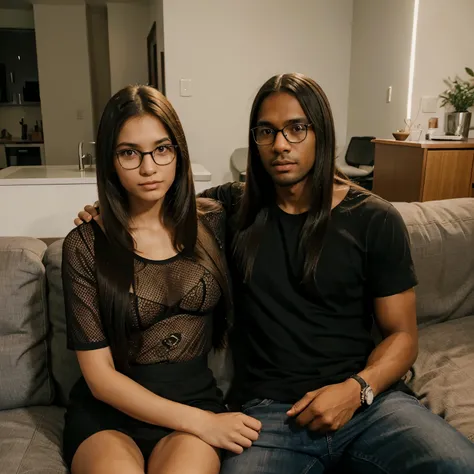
[350,374,374,406]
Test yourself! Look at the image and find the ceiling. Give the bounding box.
[0,0,142,10]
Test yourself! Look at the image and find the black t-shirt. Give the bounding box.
[200,184,418,404]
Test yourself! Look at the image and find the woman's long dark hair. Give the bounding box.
[94,85,230,372]
[233,73,355,286]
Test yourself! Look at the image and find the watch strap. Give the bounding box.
[350,374,370,405]
[350,374,368,390]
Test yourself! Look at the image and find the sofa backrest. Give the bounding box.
[394,198,474,327]
[1,197,473,408]
[44,239,81,406]
[44,198,472,399]
[0,237,54,410]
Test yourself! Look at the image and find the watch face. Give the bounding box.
[365,387,374,405]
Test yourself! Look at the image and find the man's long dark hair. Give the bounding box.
[94,85,230,372]
[233,73,353,286]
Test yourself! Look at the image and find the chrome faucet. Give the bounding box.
[78,141,95,170]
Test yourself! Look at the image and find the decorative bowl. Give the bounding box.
[392,131,410,141]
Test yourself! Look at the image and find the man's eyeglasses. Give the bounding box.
[116,144,178,170]
[251,123,313,146]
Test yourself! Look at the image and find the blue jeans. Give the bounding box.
[221,390,474,474]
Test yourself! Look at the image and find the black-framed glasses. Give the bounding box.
[251,123,313,146]
[116,144,178,170]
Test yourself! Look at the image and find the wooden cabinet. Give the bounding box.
[471,158,474,197]
[422,150,474,201]
[372,139,474,202]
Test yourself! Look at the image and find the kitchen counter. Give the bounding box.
[372,138,474,149]
[0,139,44,144]
[0,163,211,185]
[0,164,213,237]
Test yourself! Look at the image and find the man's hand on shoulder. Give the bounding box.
[286,379,361,432]
[74,201,101,227]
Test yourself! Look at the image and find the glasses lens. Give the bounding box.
[283,124,308,143]
[253,126,275,145]
[117,149,141,169]
[152,145,176,165]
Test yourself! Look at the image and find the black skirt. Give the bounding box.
[62,355,226,468]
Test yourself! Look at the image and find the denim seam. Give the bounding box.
[326,433,333,459]
[301,457,321,474]
[345,450,390,474]
[241,398,274,412]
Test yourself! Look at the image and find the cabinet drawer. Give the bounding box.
[422,150,474,201]
[471,156,474,197]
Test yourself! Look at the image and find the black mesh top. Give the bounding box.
[62,207,226,365]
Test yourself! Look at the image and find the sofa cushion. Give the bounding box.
[394,198,474,327]
[0,405,67,473]
[0,238,54,410]
[43,239,81,406]
[406,315,474,441]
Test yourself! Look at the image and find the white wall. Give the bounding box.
[33,4,94,165]
[411,0,474,137]
[0,8,34,28]
[346,0,414,142]
[162,0,353,185]
[347,0,474,143]
[107,1,149,95]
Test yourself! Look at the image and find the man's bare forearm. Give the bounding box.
[357,331,417,396]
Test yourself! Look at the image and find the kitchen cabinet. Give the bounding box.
[0,29,40,105]
[5,145,42,166]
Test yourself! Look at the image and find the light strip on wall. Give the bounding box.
[406,0,420,120]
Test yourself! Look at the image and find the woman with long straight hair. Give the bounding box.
[61,85,261,474]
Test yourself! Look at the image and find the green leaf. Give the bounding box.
[466,67,474,77]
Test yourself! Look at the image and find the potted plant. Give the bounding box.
[439,67,474,138]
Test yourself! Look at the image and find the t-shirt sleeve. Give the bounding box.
[62,224,109,351]
[367,203,418,298]
[198,201,226,249]
[197,182,243,214]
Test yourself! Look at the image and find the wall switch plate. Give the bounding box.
[180,79,192,97]
[421,96,438,113]
[76,109,84,120]
[386,86,392,103]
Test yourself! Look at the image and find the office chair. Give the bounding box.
[337,136,375,190]
[230,147,248,182]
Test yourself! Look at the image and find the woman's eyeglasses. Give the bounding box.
[116,144,178,170]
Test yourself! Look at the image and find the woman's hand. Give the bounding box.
[194,411,262,454]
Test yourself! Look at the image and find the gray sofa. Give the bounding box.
[1,198,473,473]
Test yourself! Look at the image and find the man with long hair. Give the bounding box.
[201,73,474,473]
[77,74,474,473]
